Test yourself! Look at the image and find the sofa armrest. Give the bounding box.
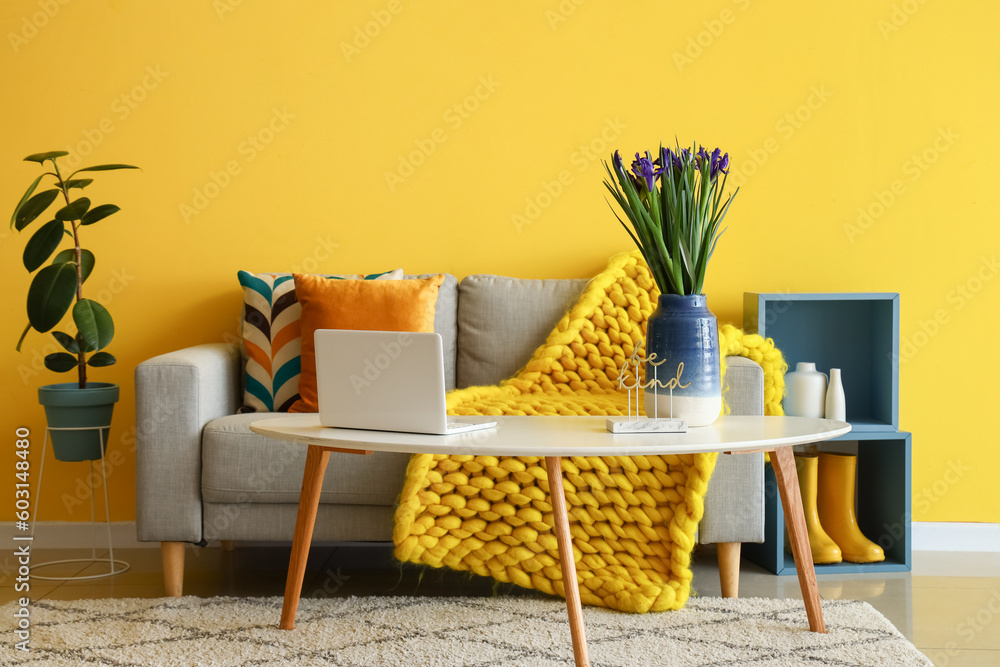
[700,355,766,544]
[135,343,241,543]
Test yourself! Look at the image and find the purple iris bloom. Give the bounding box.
[696,146,711,169]
[709,150,730,178]
[662,147,686,171]
[678,148,694,170]
[612,150,625,176]
[658,147,674,173]
[630,152,662,191]
[706,148,719,176]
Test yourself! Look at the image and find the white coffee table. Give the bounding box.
[251,414,850,667]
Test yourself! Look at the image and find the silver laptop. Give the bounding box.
[314,329,497,435]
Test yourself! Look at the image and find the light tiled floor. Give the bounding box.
[3,545,998,665]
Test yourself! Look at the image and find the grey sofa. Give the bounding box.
[135,273,764,597]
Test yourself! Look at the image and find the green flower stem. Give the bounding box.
[604,142,737,296]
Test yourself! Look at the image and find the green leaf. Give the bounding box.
[63,179,93,190]
[53,248,95,283]
[73,299,114,351]
[26,262,78,333]
[22,219,65,272]
[606,200,644,251]
[52,330,80,353]
[24,151,69,164]
[11,174,44,228]
[14,189,59,231]
[15,322,32,352]
[72,164,139,173]
[44,352,78,372]
[87,351,116,367]
[51,331,94,353]
[55,197,90,221]
[81,204,120,226]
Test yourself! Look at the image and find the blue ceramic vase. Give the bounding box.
[643,294,722,427]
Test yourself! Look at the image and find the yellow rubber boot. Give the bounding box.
[794,454,842,564]
[817,452,885,563]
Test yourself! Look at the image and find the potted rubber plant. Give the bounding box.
[603,143,737,426]
[12,151,138,461]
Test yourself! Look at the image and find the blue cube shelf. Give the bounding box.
[742,292,911,575]
[744,292,899,432]
[743,431,912,575]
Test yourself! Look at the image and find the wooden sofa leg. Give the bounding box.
[718,542,741,598]
[221,540,235,552]
[162,541,185,597]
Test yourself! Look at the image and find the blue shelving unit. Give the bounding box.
[742,292,911,575]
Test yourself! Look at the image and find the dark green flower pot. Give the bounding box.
[37,383,119,462]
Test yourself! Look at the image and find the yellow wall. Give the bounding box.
[2,1,997,526]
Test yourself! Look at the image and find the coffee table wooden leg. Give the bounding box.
[545,456,590,667]
[280,444,332,630]
[770,446,826,633]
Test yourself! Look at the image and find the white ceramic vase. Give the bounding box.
[825,368,846,421]
[784,362,827,418]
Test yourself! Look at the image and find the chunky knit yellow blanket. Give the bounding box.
[393,250,785,613]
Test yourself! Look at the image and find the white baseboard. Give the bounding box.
[912,522,1000,552]
[4,521,999,553]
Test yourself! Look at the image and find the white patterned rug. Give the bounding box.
[1,595,930,666]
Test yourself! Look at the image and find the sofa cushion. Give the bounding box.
[414,273,459,391]
[237,268,402,412]
[289,274,445,413]
[201,413,410,505]
[456,275,591,388]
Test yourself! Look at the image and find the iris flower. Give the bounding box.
[602,140,739,296]
[630,152,662,191]
[709,148,730,179]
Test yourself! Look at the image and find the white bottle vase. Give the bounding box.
[825,368,846,421]
[784,362,827,418]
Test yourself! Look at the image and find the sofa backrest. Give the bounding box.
[455,275,591,388]
[406,274,460,391]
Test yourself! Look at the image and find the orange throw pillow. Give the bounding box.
[289,273,445,413]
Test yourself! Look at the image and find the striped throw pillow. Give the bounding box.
[237,269,403,412]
